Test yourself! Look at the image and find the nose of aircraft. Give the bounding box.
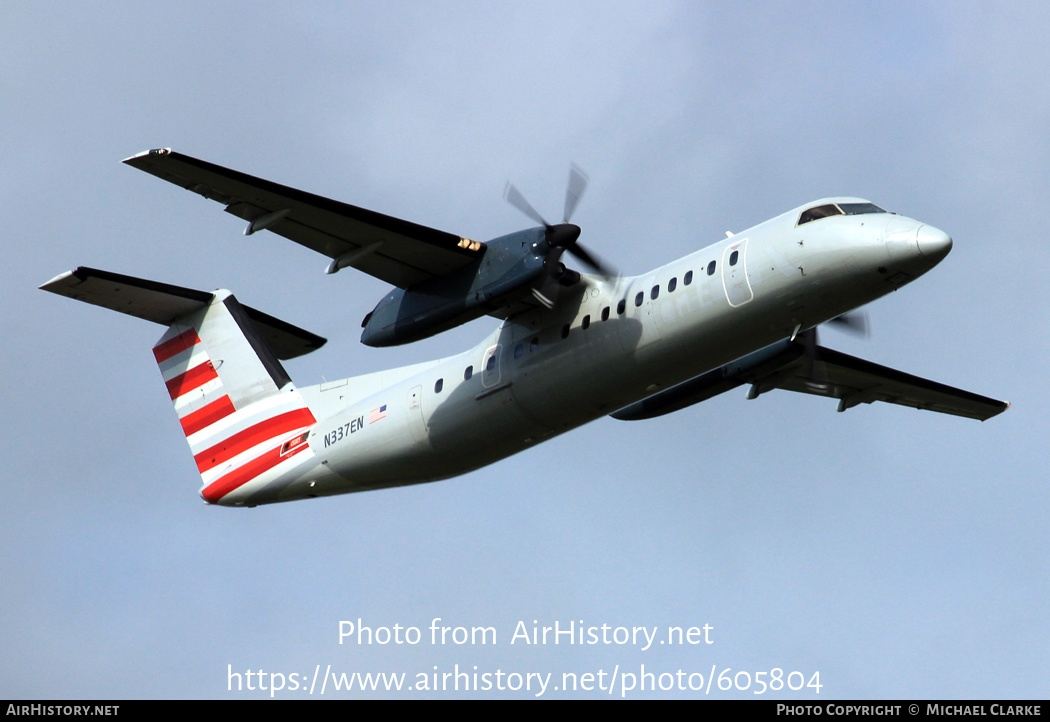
[916,224,953,262]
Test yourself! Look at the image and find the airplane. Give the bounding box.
[41,148,1010,508]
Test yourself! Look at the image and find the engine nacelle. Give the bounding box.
[361,228,549,347]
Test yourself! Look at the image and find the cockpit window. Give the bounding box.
[838,202,885,216]
[798,204,843,225]
[798,202,886,226]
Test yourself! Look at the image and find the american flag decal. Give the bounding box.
[369,405,387,424]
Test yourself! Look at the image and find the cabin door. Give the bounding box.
[722,238,753,307]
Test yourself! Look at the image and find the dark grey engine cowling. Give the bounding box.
[361,228,551,347]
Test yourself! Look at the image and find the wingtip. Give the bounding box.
[122,147,173,164]
[982,400,1011,421]
[39,269,78,292]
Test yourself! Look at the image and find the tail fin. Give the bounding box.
[42,267,325,506]
[153,291,319,505]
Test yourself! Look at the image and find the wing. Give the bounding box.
[123,149,485,289]
[612,339,1009,422]
[761,344,1010,421]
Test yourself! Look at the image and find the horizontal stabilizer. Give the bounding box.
[40,267,326,360]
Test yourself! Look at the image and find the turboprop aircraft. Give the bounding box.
[41,148,1009,507]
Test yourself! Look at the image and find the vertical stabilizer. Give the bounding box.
[152,291,318,505]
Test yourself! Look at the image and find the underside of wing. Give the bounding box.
[123,149,485,289]
[612,338,1009,422]
[754,344,1010,421]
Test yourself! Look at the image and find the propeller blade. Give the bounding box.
[505,166,616,278]
[503,182,548,227]
[828,311,870,338]
[563,163,589,223]
[797,327,827,385]
[568,242,616,277]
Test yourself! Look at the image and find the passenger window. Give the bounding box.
[514,343,523,359]
[582,315,590,330]
[434,378,443,393]
[601,306,610,321]
[651,285,660,300]
[464,365,473,380]
[668,277,677,293]
[635,292,644,307]
[486,355,496,371]
[730,250,739,266]
[617,299,626,315]
[684,270,693,285]
[707,260,716,276]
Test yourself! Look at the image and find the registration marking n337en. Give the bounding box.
[324,416,365,448]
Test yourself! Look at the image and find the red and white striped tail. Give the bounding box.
[152,291,318,505]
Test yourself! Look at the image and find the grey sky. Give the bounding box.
[3,1,1047,698]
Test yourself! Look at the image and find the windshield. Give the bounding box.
[798,202,885,226]
[838,202,885,216]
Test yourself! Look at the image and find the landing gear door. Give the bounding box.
[722,238,753,307]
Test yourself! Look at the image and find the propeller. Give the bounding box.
[503,165,616,277]
[827,311,870,338]
[562,162,588,224]
[793,312,871,387]
[795,326,826,385]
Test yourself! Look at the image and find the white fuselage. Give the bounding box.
[221,199,949,506]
